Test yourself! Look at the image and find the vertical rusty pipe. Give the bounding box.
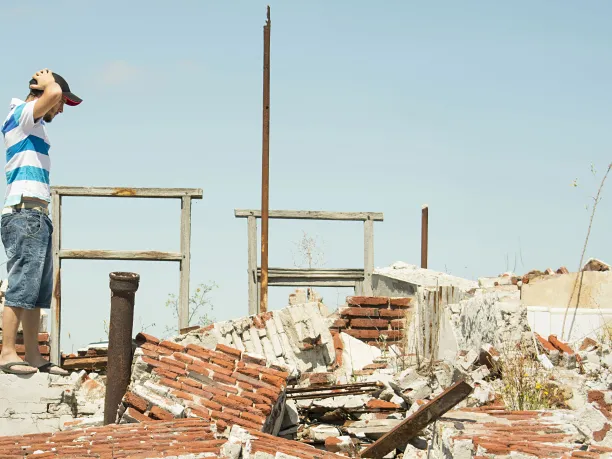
[260,5,271,313]
[104,272,140,425]
[421,205,428,269]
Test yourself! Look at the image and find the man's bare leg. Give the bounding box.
[23,308,68,375]
[0,305,37,372]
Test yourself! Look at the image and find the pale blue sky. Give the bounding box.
[1,1,611,352]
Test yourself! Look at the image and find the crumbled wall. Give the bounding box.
[0,371,105,435]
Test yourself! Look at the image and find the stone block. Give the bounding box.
[308,424,342,442]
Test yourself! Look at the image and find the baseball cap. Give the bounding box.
[29,72,82,106]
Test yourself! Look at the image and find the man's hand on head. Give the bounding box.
[29,69,57,91]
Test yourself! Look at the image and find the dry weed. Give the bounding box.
[495,341,568,411]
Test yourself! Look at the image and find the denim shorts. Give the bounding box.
[1,208,53,309]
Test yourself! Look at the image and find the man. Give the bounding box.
[0,69,82,375]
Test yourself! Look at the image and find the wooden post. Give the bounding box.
[260,6,271,313]
[179,196,192,330]
[421,204,428,269]
[247,215,258,315]
[363,217,374,295]
[50,191,62,365]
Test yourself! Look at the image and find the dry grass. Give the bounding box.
[494,341,569,411]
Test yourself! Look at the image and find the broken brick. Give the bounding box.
[215,343,242,359]
[339,307,379,317]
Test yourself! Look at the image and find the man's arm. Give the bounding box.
[29,69,62,120]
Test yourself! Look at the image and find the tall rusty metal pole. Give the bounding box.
[421,205,428,269]
[104,272,140,425]
[260,5,271,313]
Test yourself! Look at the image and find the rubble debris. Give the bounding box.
[360,380,473,458]
[583,258,611,272]
[172,302,335,376]
[0,370,106,435]
[117,333,288,435]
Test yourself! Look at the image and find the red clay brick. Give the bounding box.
[223,407,242,417]
[241,391,272,406]
[241,353,267,366]
[237,366,261,379]
[366,399,401,409]
[378,309,406,318]
[123,392,149,412]
[178,376,202,389]
[233,417,265,430]
[210,410,234,423]
[390,297,412,307]
[534,333,557,352]
[228,393,255,407]
[181,384,215,400]
[198,398,223,412]
[241,411,266,425]
[172,352,195,365]
[135,333,160,345]
[213,396,247,412]
[241,362,289,381]
[339,307,379,317]
[390,318,407,328]
[171,390,194,402]
[256,387,280,402]
[188,406,212,420]
[238,381,254,392]
[344,329,380,339]
[211,356,236,370]
[347,296,389,306]
[200,360,235,377]
[186,344,215,360]
[216,343,242,359]
[159,377,182,391]
[211,372,237,386]
[350,318,390,328]
[549,335,574,354]
[124,407,150,422]
[159,340,185,353]
[160,356,187,370]
[149,405,174,421]
[261,373,285,389]
[580,337,599,351]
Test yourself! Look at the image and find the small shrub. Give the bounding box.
[495,341,568,411]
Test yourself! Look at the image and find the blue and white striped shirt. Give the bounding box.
[1,98,51,206]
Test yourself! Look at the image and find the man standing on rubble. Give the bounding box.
[0,69,82,375]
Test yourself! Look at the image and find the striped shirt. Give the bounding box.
[1,98,51,206]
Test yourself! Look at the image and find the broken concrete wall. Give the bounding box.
[449,290,528,353]
[0,371,105,435]
[171,302,335,376]
[375,262,478,291]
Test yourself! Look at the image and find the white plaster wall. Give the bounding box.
[526,306,612,345]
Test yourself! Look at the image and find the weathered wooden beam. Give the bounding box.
[178,196,192,330]
[59,250,182,261]
[363,218,374,295]
[247,216,258,315]
[257,268,365,279]
[234,209,384,222]
[360,381,473,458]
[268,280,357,287]
[51,186,203,199]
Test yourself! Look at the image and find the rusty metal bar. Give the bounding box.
[421,204,428,269]
[260,5,271,314]
[360,380,472,458]
[287,382,380,394]
[104,272,140,425]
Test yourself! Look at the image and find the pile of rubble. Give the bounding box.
[4,261,612,458]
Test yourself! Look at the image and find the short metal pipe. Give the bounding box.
[104,272,140,425]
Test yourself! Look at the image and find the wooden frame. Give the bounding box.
[50,186,202,365]
[235,209,383,315]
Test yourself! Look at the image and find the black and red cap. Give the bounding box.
[29,72,82,107]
